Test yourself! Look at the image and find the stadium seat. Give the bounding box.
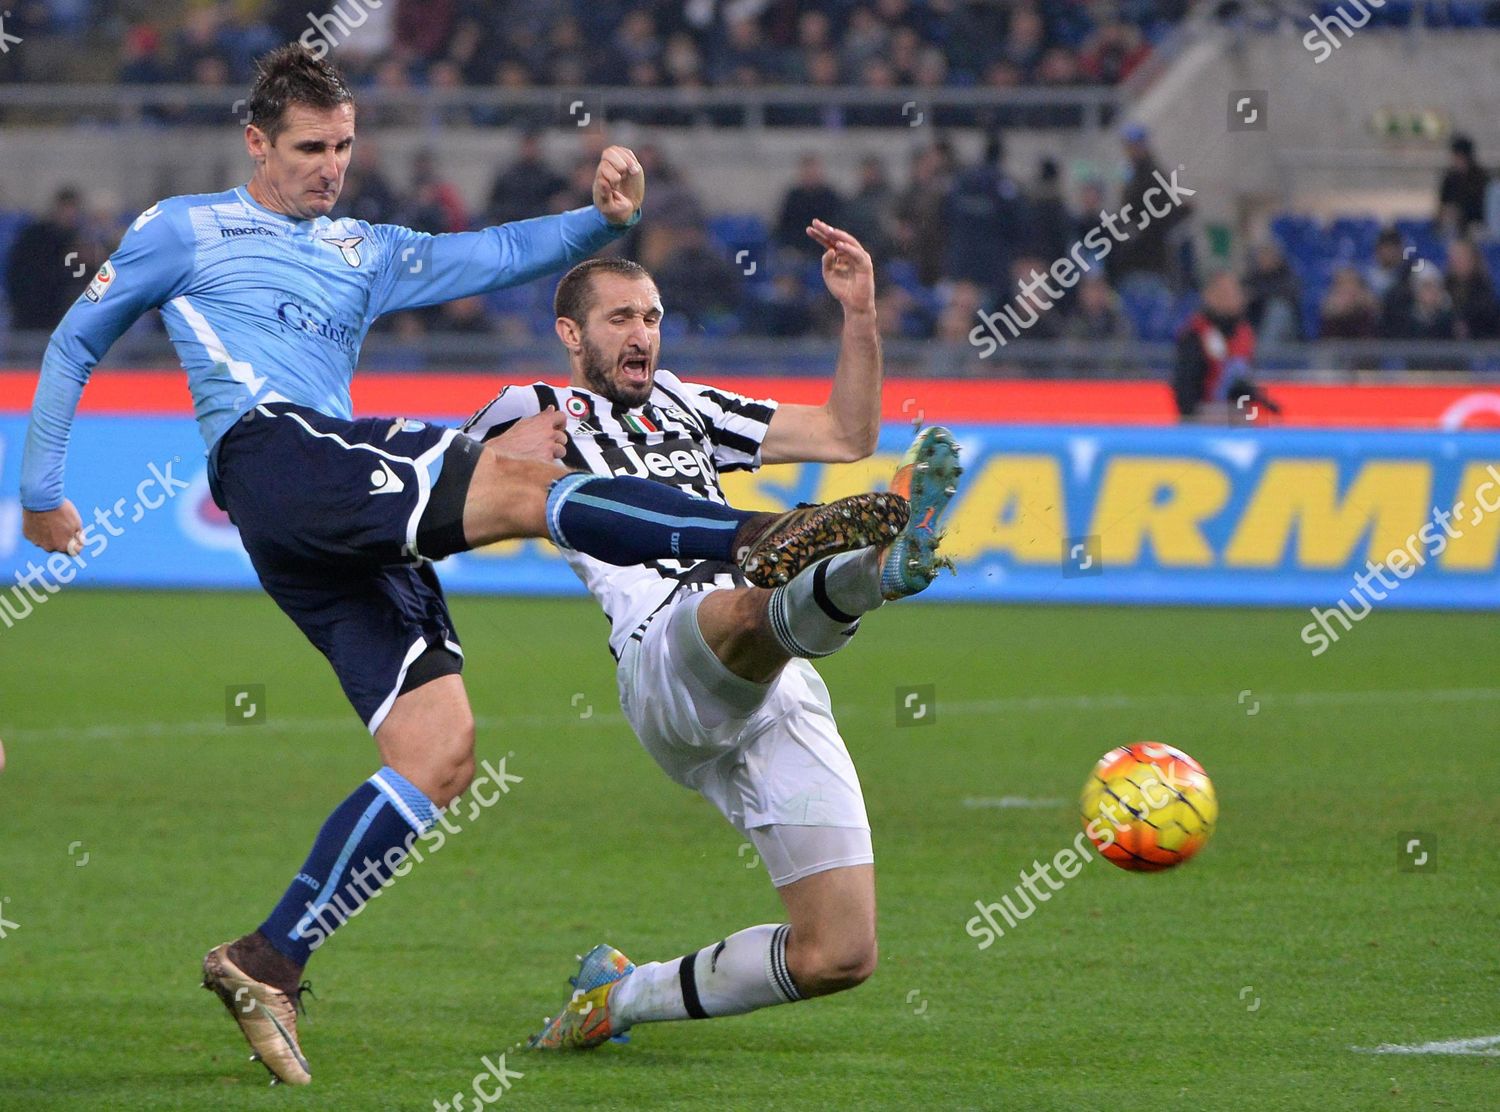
[707,214,771,286]
[1327,216,1380,261]
[1118,276,1177,342]
[0,212,32,300]
[1269,213,1321,256]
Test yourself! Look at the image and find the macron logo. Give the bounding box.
[368,460,406,496]
[132,204,163,233]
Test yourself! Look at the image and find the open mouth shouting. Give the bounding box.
[619,350,652,387]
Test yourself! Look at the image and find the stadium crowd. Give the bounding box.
[5,124,1498,351]
[0,1,1182,90]
[2,3,1497,356]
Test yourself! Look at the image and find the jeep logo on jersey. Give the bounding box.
[602,437,716,489]
[323,235,364,267]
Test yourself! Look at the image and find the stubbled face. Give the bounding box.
[563,274,663,407]
[248,102,355,219]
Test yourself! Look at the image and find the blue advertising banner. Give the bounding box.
[2,417,1498,611]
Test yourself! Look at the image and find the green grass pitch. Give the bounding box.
[1,589,1496,1110]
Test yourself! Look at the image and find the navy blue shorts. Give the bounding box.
[210,403,482,732]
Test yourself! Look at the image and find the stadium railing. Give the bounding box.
[3,329,1499,380]
[0,83,1125,130]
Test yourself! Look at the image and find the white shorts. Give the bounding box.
[616,592,873,887]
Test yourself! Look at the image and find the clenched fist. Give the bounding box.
[23,500,85,555]
[593,145,645,227]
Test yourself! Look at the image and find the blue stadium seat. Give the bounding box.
[0,211,33,297]
[1327,216,1379,261]
[1118,275,1177,342]
[1302,287,1328,339]
[1392,217,1443,265]
[707,214,771,285]
[1269,213,1320,255]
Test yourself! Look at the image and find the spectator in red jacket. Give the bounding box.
[1172,270,1276,420]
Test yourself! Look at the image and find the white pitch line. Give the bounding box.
[9,710,620,744]
[866,687,1500,719]
[10,688,1500,744]
[961,796,1067,809]
[1353,1034,1500,1057]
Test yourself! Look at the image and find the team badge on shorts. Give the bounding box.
[565,394,593,421]
[385,417,427,439]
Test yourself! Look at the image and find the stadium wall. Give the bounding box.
[1133,30,1500,223]
[3,378,1498,612]
[0,127,1099,219]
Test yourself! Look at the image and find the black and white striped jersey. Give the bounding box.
[463,370,779,657]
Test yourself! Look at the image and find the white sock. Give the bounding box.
[610,924,802,1025]
[767,549,884,659]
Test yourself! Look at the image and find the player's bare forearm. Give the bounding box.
[815,221,882,458]
[761,222,883,464]
[824,305,883,458]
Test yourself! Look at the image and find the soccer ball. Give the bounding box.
[1080,742,1217,872]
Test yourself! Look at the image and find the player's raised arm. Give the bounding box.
[758,220,883,465]
[369,145,645,317]
[20,203,193,553]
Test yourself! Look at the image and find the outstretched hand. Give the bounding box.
[593,146,645,227]
[807,219,875,315]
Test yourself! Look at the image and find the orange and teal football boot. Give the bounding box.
[527,944,635,1050]
[882,426,961,599]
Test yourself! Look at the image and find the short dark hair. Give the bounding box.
[554,258,655,323]
[247,44,354,143]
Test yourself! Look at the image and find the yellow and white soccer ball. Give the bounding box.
[1080,742,1217,872]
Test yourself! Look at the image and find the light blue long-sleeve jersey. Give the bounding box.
[20,185,631,510]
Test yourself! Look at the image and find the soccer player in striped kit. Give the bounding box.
[464,222,961,1047]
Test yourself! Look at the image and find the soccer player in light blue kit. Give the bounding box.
[17,46,907,1085]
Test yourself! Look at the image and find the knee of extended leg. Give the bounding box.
[413,719,475,806]
[441,718,477,801]
[808,936,878,992]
